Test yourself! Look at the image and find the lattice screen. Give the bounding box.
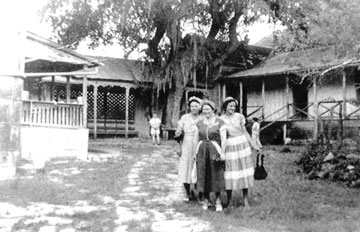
[54,85,135,121]
[54,86,79,101]
[86,87,134,120]
[87,90,94,119]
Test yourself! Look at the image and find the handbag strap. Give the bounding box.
[256,153,264,167]
[256,153,260,166]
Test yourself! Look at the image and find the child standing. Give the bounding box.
[149,113,162,145]
[252,117,262,148]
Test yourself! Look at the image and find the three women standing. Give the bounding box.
[176,96,260,211]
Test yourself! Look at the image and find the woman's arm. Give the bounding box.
[220,125,227,160]
[238,114,259,151]
[175,115,184,136]
[243,124,259,150]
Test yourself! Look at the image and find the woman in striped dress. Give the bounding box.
[220,97,260,208]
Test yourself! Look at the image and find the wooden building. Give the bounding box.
[221,46,360,143]
[38,57,152,138]
[21,32,101,164]
[182,44,272,115]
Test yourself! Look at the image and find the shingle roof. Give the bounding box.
[228,46,359,79]
[25,31,102,74]
[85,56,146,83]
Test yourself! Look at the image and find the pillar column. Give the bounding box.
[93,85,98,140]
[185,90,189,113]
[125,87,130,139]
[261,78,265,119]
[313,76,318,140]
[342,70,347,119]
[222,83,226,100]
[66,76,71,103]
[239,81,243,113]
[82,75,88,128]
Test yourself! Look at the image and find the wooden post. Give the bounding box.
[239,81,243,113]
[51,76,55,101]
[93,85,98,140]
[313,76,318,140]
[338,104,343,144]
[261,78,265,120]
[342,70,346,119]
[185,90,188,113]
[284,76,289,144]
[125,87,130,139]
[222,83,226,100]
[285,76,290,120]
[218,83,221,109]
[328,107,333,142]
[82,74,88,128]
[66,76,71,103]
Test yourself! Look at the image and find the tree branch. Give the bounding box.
[227,2,244,52]
[207,0,224,40]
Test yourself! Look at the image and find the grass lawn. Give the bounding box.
[170,145,360,232]
[0,138,359,232]
[0,139,155,231]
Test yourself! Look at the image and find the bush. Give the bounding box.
[296,139,360,188]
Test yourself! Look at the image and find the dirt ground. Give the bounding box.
[0,138,360,232]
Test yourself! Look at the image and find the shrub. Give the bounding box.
[296,139,360,188]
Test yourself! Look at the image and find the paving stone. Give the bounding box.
[38,226,57,232]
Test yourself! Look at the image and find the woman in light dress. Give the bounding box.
[175,96,202,202]
[220,97,260,208]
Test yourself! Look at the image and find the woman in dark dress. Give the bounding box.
[196,100,226,212]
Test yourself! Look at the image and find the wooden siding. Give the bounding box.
[308,74,360,118]
[246,77,292,121]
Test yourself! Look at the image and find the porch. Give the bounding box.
[21,100,89,161]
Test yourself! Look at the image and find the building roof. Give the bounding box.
[25,31,102,75]
[227,46,360,79]
[85,56,146,83]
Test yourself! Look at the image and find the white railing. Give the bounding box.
[22,100,84,128]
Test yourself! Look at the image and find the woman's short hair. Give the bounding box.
[200,100,216,112]
[187,96,202,107]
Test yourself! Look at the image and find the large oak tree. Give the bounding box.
[42,0,360,126]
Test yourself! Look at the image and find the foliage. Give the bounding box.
[271,0,360,59]
[42,0,282,126]
[42,0,360,125]
[296,139,360,188]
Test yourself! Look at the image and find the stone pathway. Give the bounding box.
[112,147,213,232]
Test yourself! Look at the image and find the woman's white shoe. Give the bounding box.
[215,198,223,212]
[202,199,210,210]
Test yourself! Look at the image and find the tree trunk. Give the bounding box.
[165,63,185,128]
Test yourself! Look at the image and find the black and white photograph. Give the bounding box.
[1,0,360,231]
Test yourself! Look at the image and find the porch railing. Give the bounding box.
[259,100,360,131]
[22,100,84,128]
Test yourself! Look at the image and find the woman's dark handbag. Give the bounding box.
[254,153,268,180]
[174,131,184,143]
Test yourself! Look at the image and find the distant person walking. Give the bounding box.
[251,117,262,149]
[175,96,202,202]
[149,113,162,145]
[220,97,260,208]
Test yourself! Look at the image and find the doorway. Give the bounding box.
[292,80,309,119]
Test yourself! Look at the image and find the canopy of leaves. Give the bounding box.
[42,0,279,87]
[269,0,360,60]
